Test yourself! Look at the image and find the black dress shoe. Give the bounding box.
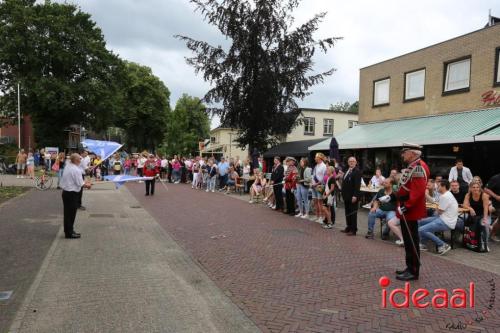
[145,193,149,196]
[396,271,418,281]
[395,268,408,275]
[340,229,350,233]
[65,233,81,239]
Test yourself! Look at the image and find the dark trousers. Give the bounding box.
[62,190,79,236]
[285,189,295,215]
[219,174,228,189]
[400,219,420,277]
[330,204,336,224]
[344,200,358,233]
[145,178,156,195]
[137,168,143,177]
[274,184,284,210]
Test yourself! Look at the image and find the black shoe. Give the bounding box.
[72,232,81,236]
[151,193,154,196]
[396,271,418,281]
[381,234,389,240]
[365,231,374,239]
[340,229,349,233]
[145,193,149,196]
[346,231,356,236]
[65,233,81,239]
[395,268,408,275]
[78,206,86,211]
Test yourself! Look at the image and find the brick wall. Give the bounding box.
[359,24,500,123]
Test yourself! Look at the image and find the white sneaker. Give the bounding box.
[271,205,276,210]
[437,244,451,255]
[301,214,309,219]
[316,217,323,223]
[16,175,20,178]
[249,200,254,204]
[395,239,404,246]
[206,189,209,192]
[295,213,302,218]
[211,190,215,193]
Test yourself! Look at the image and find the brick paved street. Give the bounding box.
[129,182,500,333]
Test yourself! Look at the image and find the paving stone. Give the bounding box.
[129,183,500,333]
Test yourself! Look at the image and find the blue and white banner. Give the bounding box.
[81,139,123,164]
[103,175,154,189]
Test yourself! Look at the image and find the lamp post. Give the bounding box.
[17,83,21,150]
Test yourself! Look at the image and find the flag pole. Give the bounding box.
[17,83,21,150]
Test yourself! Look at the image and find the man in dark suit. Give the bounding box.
[341,156,362,235]
[270,156,285,211]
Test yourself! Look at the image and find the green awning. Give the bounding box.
[308,108,500,150]
[475,125,500,142]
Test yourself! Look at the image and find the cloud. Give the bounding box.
[56,0,498,124]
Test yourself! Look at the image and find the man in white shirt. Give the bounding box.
[448,159,473,193]
[60,153,91,239]
[418,179,458,255]
[77,151,91,210]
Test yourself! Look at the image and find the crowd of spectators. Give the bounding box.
[12,147,500,253]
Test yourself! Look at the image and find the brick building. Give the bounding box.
[310,20,500,180]
[0,115,35,151]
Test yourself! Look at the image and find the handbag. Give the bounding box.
[327,194,335,206]
[463,215,489,252]
[52,161,60,172]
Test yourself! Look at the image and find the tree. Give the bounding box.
[162,94,210,156]
[176,0,340,151]
[329,101,358,114]
[0,0,123,147]
[115,62,171,151]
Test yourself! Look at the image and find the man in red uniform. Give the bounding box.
[143,154,159,196]
[395,143,430,281]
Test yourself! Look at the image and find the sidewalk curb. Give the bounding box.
[0,188,33,209]
[8,227,64,333]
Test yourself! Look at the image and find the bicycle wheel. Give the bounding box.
[34,175,53,190]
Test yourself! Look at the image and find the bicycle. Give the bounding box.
[33,168,54,190]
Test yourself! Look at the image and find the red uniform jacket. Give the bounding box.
[396,159,430,221]
[143,160,159,177]
[284,166,298,190]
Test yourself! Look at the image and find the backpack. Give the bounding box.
[463,215,489,252]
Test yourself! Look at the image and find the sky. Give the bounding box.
[57,0,498,128]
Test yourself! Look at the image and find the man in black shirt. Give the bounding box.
[270,156,284,211]
[450,180,465,205]
[485,173,500,242]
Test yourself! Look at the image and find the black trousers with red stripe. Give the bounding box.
[401,219,420,277]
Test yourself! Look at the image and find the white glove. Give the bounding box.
[397,206,407,215]
[378,195,391,203]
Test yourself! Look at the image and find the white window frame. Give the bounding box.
[303,117,315,135]
[404,69,425,101]
[323,119,334,136]
[373,78,390,106]
[348,120,358,128]
[495,47,500,85]
[444,57,471,93]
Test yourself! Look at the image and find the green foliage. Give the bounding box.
[176,0,340,151]
[115,62,171,151]
[329,101,358,114]
[0,0,123,147]
[162,94,210,156]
